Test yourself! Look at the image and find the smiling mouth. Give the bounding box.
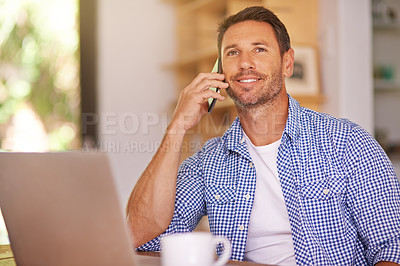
[238,79,259,83]
[233,70,265,85]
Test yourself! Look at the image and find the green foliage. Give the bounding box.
[0,0,80,150]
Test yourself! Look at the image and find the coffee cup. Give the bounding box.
[161,232,231,266]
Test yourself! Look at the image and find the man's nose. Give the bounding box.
[238,53,255,70]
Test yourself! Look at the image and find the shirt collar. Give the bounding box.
[222,94,301,152]
[223,116,246,154]
[283,94,301,143]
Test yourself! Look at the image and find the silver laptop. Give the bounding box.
[0,152,144,266]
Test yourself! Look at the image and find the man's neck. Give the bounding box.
[237,92,289,146]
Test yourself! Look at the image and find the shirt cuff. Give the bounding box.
[135,235,162,252]
[373,241,400,265]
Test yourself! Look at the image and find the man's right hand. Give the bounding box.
[168,72,228,134]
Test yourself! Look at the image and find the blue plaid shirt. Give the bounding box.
[138,96,400,265]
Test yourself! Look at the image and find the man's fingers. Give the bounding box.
[199,89,226,101]
[190,73,226,91]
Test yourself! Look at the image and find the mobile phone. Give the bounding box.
[207,58,223,113]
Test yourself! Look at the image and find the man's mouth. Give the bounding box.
[233,70,264,84]
[231,71,266,88]
[238,78,259,83]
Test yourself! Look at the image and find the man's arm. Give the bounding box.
[125,73,227,248]
[345,126,400,265]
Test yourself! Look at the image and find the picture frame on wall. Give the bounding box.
[286,46,320,96]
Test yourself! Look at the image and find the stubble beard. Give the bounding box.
[226,68,283,110]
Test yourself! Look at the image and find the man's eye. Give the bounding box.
[255,47,266,52]
[227,50,238,56]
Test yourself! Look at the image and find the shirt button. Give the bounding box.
[323,189,330,195]
[249,162,254,168]
[244,194,251,200]
[214,194,221,200]
[238,225,244,231]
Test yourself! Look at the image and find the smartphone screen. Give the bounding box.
[207,58,222,113]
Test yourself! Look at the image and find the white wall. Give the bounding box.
[319,0,373,134]
[97,0,176,207]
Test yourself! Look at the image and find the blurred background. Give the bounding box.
[0,0,80,151]
[1,0,399,244]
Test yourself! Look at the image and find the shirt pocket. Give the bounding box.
[205,185,236,204]
[300,176,345,200]
[205,186,236,237]
[300,177,349,244]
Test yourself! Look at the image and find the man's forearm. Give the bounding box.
[126,126,185,248]
[126,72,227,248]
[375,262,399,266]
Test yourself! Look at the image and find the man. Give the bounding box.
[126,6,400,265]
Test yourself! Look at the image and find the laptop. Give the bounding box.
[0,152,150,266]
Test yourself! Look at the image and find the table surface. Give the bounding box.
[0,245,15,265]
[0,244,271,266]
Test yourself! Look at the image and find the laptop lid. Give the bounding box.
[0,152,137,266]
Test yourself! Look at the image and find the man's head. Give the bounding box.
[217,6,291,58]
[217,6,294,110]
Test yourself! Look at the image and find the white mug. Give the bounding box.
[161,232,231,266]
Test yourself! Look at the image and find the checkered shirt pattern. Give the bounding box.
[137,95,400,265]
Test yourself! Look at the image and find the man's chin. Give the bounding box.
[227,90,283,110]
[229,95,261,109]
[226,89,251,108]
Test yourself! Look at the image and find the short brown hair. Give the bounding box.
[217,6,291,57]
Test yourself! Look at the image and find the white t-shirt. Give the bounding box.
[243,132,296,265]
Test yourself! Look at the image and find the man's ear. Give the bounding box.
[282,48,295,78]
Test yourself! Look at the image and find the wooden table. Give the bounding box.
[0,244,270,266]
[0,245,15,265]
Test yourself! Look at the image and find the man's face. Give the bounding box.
[221,20,293,109]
